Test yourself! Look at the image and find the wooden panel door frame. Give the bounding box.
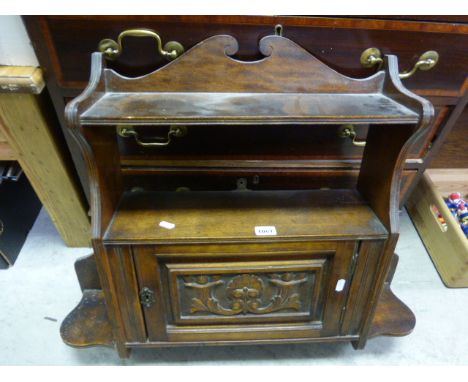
[133,241,358,343]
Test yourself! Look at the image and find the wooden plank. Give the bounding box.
[0,89,90,247]
[0,126,7,142]
[104,189,388,243]
[0,142,16,160]
[0,120,16,160]
[0,66,44,94]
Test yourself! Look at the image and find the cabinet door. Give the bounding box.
[133,241,357,343]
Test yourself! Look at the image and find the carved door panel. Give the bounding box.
[133,241,357,342]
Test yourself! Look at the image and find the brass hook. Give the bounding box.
[117,125,187,147]
[274,24,284,36]
[399,51,439,79]
[98,28,184,61]
[339,125,366,147]
[360,48,384,70]
[360,47,439,80]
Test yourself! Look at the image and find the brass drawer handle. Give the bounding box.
[117,125,187,147]
[339,125,366,147]
[360,48,439,79]
[399,51,439,79]
[98,28,184,61]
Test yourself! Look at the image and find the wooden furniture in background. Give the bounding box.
[0,66,90,247]
[60,31,432,358]
[429,107,468,169]
[22,16,468,208]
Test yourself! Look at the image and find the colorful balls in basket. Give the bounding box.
[445,193,468,239]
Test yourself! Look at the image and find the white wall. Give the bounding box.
[0,15,39,66]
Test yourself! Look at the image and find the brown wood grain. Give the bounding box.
[24,16,468,93]
[133,241,359,342]
[74,254,100,291]
[106,246,147,342]
[60,289,114,348]
[82,93,418,126]
[0,142,16,160]
[0,91,90,246]
[23,16,466,201]
[164,258,326,325]
[104,189,388,244]
[59,26,428,357]
[340,240,384,335]
[116,124,430,164]
[77,36,419,126]
[430,108,468,168]
[368,255,416,338]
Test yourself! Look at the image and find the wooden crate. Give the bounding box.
[407,169,468,287]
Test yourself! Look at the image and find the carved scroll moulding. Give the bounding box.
[104,34,384,94]
[180,272,315,318]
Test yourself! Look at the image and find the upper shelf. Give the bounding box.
[81,92,419,125]
[67,34,430,127]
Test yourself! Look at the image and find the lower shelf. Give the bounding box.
[60,289,114,348]
[104,189,388,244]
[61,285,415,351]
[369,283,416,338]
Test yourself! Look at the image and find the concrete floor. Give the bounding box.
[0,208,467,365]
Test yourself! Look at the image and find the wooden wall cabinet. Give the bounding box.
[59,31,432,358]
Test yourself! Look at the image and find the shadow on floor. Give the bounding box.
[66,338,399,365]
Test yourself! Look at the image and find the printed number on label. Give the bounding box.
[254,226,277,236]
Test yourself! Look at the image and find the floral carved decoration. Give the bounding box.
[183,272,308,316]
